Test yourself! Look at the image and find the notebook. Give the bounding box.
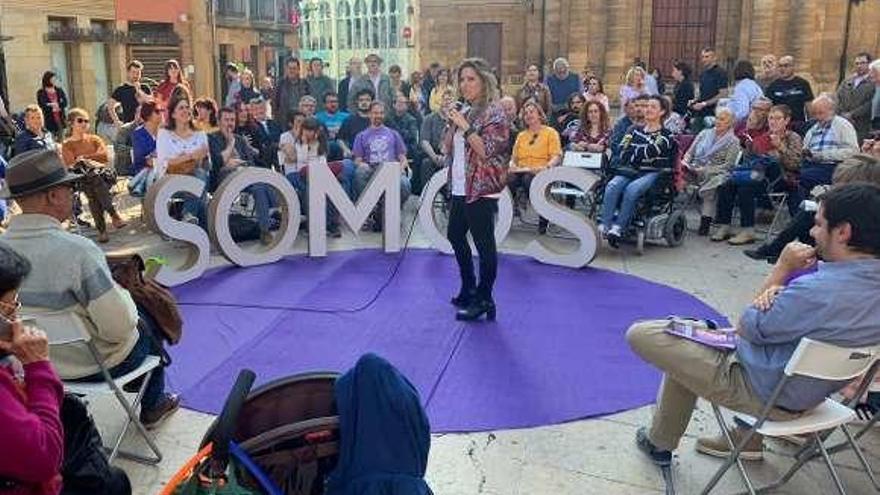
[664,316,737,350]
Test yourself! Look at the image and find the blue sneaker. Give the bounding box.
[636,427,672,467]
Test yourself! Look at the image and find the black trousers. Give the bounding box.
[765,209,816,256]
[447,196,498,301]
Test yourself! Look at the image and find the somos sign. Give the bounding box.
[144,163,601,287]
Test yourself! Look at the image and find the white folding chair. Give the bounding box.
[43,316,163,465]
[700,338,880,495]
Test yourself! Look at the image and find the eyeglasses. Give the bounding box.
[528,133,539,146]
[76,118,90,124]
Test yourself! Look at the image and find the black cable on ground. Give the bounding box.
[178,186,433,315]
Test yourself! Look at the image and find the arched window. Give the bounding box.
[353,0,366,50]
[388,0,399,48]
[300,3,311,50]
[319,2,331,50]
[337,0,351,50]
[370,0,385,48]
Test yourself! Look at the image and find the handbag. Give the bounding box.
[168,158,199,176]
[106,253,183,346]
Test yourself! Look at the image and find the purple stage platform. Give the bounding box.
[167,249,723,432]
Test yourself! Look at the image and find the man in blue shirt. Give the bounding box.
[626,182,880,466]
[545,58,583,116]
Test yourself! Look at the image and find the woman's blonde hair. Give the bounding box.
[624,66,647,87]
[67,107,89,124]
[241,69,255,87]
[455,58,499,107]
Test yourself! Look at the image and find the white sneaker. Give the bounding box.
[607,225,622,237]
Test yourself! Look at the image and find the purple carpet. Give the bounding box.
[167,248,723,432]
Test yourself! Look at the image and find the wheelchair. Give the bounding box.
[587,168,688,255]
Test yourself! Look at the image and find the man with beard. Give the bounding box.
[628,181,880,466]
[337,88,374,158]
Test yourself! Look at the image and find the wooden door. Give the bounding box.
[467,23,502,77]
[650,0,718,81]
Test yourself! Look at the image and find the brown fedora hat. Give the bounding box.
[0,149,82,199]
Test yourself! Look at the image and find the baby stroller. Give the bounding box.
[163,371,341,495]
[164,354,432,495]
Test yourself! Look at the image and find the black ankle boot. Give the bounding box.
[698,216,712,236]
[451,288,476,308]
[456,298,496,322]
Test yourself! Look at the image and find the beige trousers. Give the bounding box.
[626,320,799,451]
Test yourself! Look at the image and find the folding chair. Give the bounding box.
[773,361,880,493]
[700,338,880,495]
[44,316,163,465]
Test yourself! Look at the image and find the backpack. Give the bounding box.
[106,253,183,345]
[60,394,132,495]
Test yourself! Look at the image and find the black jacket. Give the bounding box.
[37,87,68,134]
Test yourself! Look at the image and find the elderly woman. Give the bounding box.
[509,101,563,235]
[443,58,511,322]
[600,95,676,244]
[682,106,741,236]
[0,246,63,495]
[61,108,127,243]
[714,104,803,245]
[515,64,552,115]
[619,66,651,108]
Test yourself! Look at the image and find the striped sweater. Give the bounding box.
[0,214,139,379]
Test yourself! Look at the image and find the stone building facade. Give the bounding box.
[0,0,122,114]
[417,0,880,101]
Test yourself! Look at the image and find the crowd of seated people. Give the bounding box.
[3,42,880,495]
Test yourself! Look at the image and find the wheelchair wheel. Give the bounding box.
[664,210,687,247]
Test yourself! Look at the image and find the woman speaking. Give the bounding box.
[443,58,512,322]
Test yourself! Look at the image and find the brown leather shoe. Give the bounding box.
[696,426,764,461]
[97,231,110,244]
[140,393,180,430]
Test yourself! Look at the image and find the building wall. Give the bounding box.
[418,0,880,106]
[187,0,298,102]
[0,0,117,114]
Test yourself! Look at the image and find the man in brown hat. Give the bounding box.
[0,149,180,428]
[348,53,395,113]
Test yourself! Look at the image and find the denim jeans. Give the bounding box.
[245,184,273,232]
[352,162,412,204]
[128,168,150,197]
[178,168,209,226]
[788,161,837,214]
[73,324,166,411]
[339,159,358,200]
[600,173,659,230]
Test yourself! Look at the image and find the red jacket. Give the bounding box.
[0,360,64,495]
